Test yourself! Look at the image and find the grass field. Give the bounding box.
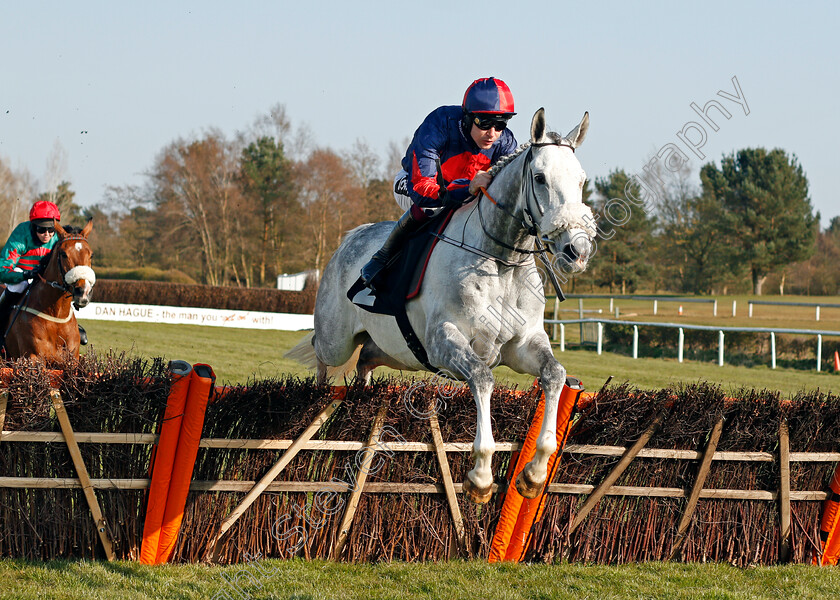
[3,558,840,600]
[10,302,838,598]
[78,316,840,396]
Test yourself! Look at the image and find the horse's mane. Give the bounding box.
[486,143,531,178]
[485,132,567,178]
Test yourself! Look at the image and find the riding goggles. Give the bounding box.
[35,226,55,234]
[472,115,510,131]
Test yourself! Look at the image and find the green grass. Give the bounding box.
[79,320,839,395]
[3,558,840,599]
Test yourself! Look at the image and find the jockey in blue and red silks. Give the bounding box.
[360,77,519,290]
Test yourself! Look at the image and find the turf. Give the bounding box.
[3,558,840,599]
[79,319,839,396]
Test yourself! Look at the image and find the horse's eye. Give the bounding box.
[534,173,546,185]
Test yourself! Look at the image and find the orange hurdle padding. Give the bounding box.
[815,463,840,565]
[140,360,193,565]
[489,378,583,562]
[156,363,216,563]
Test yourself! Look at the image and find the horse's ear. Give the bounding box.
[530,107,547,143]
[566,111,590,149]
[81,219,93,237]
[54,222,66,237]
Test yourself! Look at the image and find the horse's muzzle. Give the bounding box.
[555,234,591,272]
[73,283,93,309]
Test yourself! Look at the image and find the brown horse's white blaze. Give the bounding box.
[4,220,95,360]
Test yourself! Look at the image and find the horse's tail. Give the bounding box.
[284,331,317,368]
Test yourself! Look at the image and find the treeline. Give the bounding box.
[1,105,831,295]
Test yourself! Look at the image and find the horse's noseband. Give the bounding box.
[40,235,94,295]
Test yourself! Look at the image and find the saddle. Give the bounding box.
[347,208,456,370]
[348,208,455,315]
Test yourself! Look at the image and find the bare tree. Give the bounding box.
[0,156,34,238]
[42,139,69,204]
[150,130,244,285]
[296,148,365,273]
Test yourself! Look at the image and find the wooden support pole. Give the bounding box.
[669,416,724,560]
[569,407,669,535]
[208,398,343,561]
[332,402,390,560]
[50,389,115,561]
[428,407,467,556]
[779,419,792,562]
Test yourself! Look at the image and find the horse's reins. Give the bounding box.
[20,234,93,323]
[432,140,575,299]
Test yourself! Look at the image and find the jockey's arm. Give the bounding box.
[0,242,27,285]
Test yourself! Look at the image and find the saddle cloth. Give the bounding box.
[348,208,455,317]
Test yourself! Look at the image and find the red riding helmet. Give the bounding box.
[462,77,516,116]
[29,200,61,222]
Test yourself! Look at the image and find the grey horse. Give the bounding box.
[288,108,596,503]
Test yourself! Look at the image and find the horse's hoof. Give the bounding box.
[515,469,543,499]
[463,478,493,504]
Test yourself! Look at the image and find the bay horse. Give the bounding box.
[4,221,96,360]
[287,108,595,503]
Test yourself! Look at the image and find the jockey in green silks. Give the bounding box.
[0,200,88,347]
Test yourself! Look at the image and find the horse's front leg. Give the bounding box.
[428,322,495,504]
[503,333,566,498]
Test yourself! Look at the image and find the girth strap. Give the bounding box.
[393,308,436,372]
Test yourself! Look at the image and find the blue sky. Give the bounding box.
[1,1,837,226]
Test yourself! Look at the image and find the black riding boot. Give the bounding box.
[360,209,425,291]
[0,290,24,346]
[78,324,88,346]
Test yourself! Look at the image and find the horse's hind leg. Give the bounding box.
[316,357,328,385]
[356,337,410,384]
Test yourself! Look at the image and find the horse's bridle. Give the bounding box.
[38,234,92,296]
[476,140,576,257]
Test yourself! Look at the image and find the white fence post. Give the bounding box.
[609,297,614,312]
[578,298,584,343]
[816,306,821,322]
[633,325,638,359]
[732,300,737,317]
[749,302,753,318]
[771,332,776,369]
[552,297,559,341]
[713,299,718,317]
[718,331,725,366]
[560,323,565,352]
[653,300,658,315]
[817,334,823,372]
[596,323,603,355]
[678,328,684,363]
[615,306,619,319]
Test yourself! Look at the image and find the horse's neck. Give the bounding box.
[32,262,70,315]
[463,150,534,260]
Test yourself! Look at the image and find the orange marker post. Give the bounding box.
[816,464,840,565]
[489,378,584,562]
[140,360,193,565]
[156,364,216,563]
